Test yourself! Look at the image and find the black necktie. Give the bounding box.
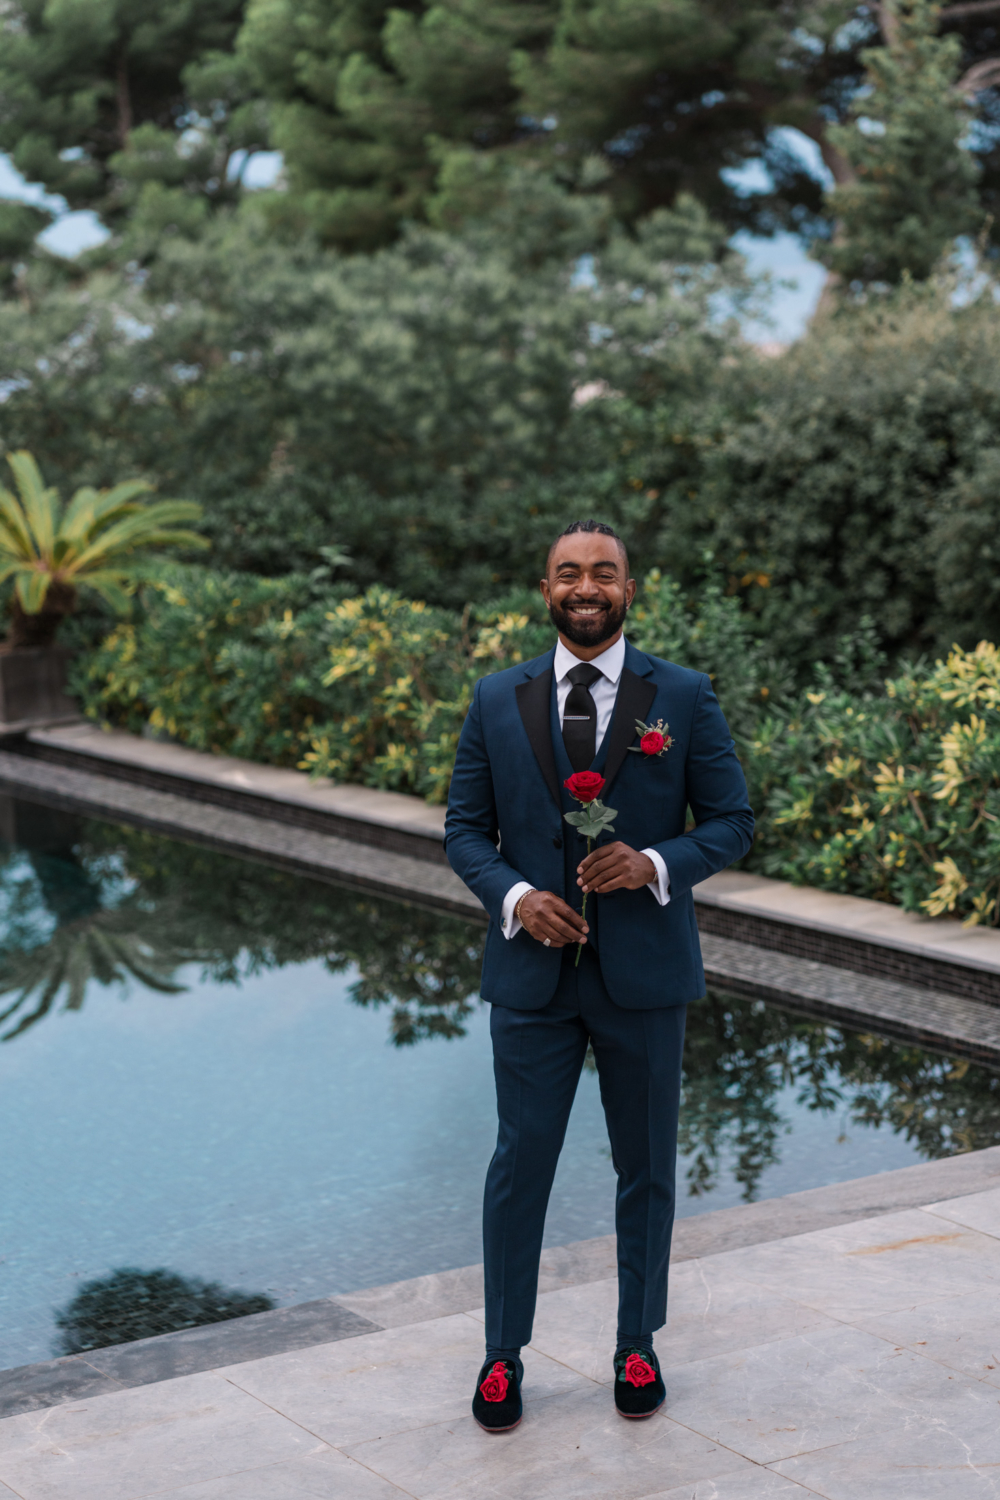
[562,663,603,772]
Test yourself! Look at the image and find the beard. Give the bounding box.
[547,595,628,648]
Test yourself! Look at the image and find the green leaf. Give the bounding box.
[16,569,51,613]
[7,452,58,559]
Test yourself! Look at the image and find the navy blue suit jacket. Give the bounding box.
[444,640,754,1010]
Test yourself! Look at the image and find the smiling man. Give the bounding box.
[445,520,754,1432]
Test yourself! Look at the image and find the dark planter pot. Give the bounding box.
[0,645,80,733]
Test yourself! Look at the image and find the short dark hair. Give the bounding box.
[546,519,628,573]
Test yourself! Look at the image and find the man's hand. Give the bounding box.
[519,890,589,948]
[578,842,656,895]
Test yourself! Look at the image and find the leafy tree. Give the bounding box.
[0,190,755,599]
[236,0,557,249]
[232,1,1000,252]
[616,273,1000,669]
[0,201,53,292]
[235,0,850,247]
[0,0,266,244]
[822,0,982,285]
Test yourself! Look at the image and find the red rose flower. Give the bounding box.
[640,731,665,756]
[624,1354,656,1387]
[479,1361,509,1402]
[564,770,606,802]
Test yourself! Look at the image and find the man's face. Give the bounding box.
[540,533,636,650]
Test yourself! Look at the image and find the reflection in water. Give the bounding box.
[53,1268,274,1354]
[0,800,482,1045]
[1,798,999,1204]
[679,994,1000,1201]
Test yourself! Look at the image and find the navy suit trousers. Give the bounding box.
[483,945,687,1351]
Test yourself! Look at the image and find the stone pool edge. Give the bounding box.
[5,1144,999,1421]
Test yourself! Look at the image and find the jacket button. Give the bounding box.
[552,836,563,849]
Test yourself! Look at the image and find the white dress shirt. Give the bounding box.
[500,634,670,939]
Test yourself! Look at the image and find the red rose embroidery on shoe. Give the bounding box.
[624,1354,656,1387]
[480,1362,510,1402]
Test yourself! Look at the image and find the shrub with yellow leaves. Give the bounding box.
[299,589,540,802]
[749,639,1000,926]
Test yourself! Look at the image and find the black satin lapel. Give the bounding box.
[515,669,561,809]
[603,667,657,793]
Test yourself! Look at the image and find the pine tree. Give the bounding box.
[0,0,266,235]
[822,0,982,285]
[236,0,557,250]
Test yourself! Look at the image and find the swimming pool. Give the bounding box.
[1,797,997,1368]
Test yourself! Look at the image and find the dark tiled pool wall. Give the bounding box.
[15,738,450,865]
[696,902,1000,1008]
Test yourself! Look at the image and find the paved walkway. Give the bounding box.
[4,1178,1000,1498]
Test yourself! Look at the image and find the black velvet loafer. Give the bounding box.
[613,1346,665,1418]
[472,1357,522,1432]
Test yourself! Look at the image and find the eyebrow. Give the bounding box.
[555,558,621,571]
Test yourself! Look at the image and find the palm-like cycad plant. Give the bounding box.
[0,450,208,647]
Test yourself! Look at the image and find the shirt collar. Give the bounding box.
[554,633,626,685]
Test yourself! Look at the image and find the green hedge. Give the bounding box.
[75,565,1000,926]
[749,638,1000,926]
[73,562,780,801]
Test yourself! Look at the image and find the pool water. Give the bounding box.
[1,797,998,1369]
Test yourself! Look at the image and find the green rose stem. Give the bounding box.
[578,835,592,966]
[563,785,618,968]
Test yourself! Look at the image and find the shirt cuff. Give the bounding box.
[500,881,535,939]
[642,848,670,906]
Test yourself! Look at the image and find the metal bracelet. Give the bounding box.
[514,890,535,925]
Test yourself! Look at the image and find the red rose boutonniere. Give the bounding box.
[479,1361,510,1402]
[628,717,674,759]
[563,771,617,967]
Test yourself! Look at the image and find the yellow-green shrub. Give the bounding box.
[749,641,1000,926]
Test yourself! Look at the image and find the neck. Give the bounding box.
[556,627,623,662]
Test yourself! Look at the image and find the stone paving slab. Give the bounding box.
[6,1147,1000,1426]
[5,1181,1000,1499]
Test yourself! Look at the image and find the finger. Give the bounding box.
[578,849,622,879]
[545,898,588,932]
[580,859,627,891]
[586,872,631,893]
[539,915,588,946]
[523,896,587,942]
[533,900,588,937]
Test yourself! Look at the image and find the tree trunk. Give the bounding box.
[116,51,133,148]
[6,584,77,649]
